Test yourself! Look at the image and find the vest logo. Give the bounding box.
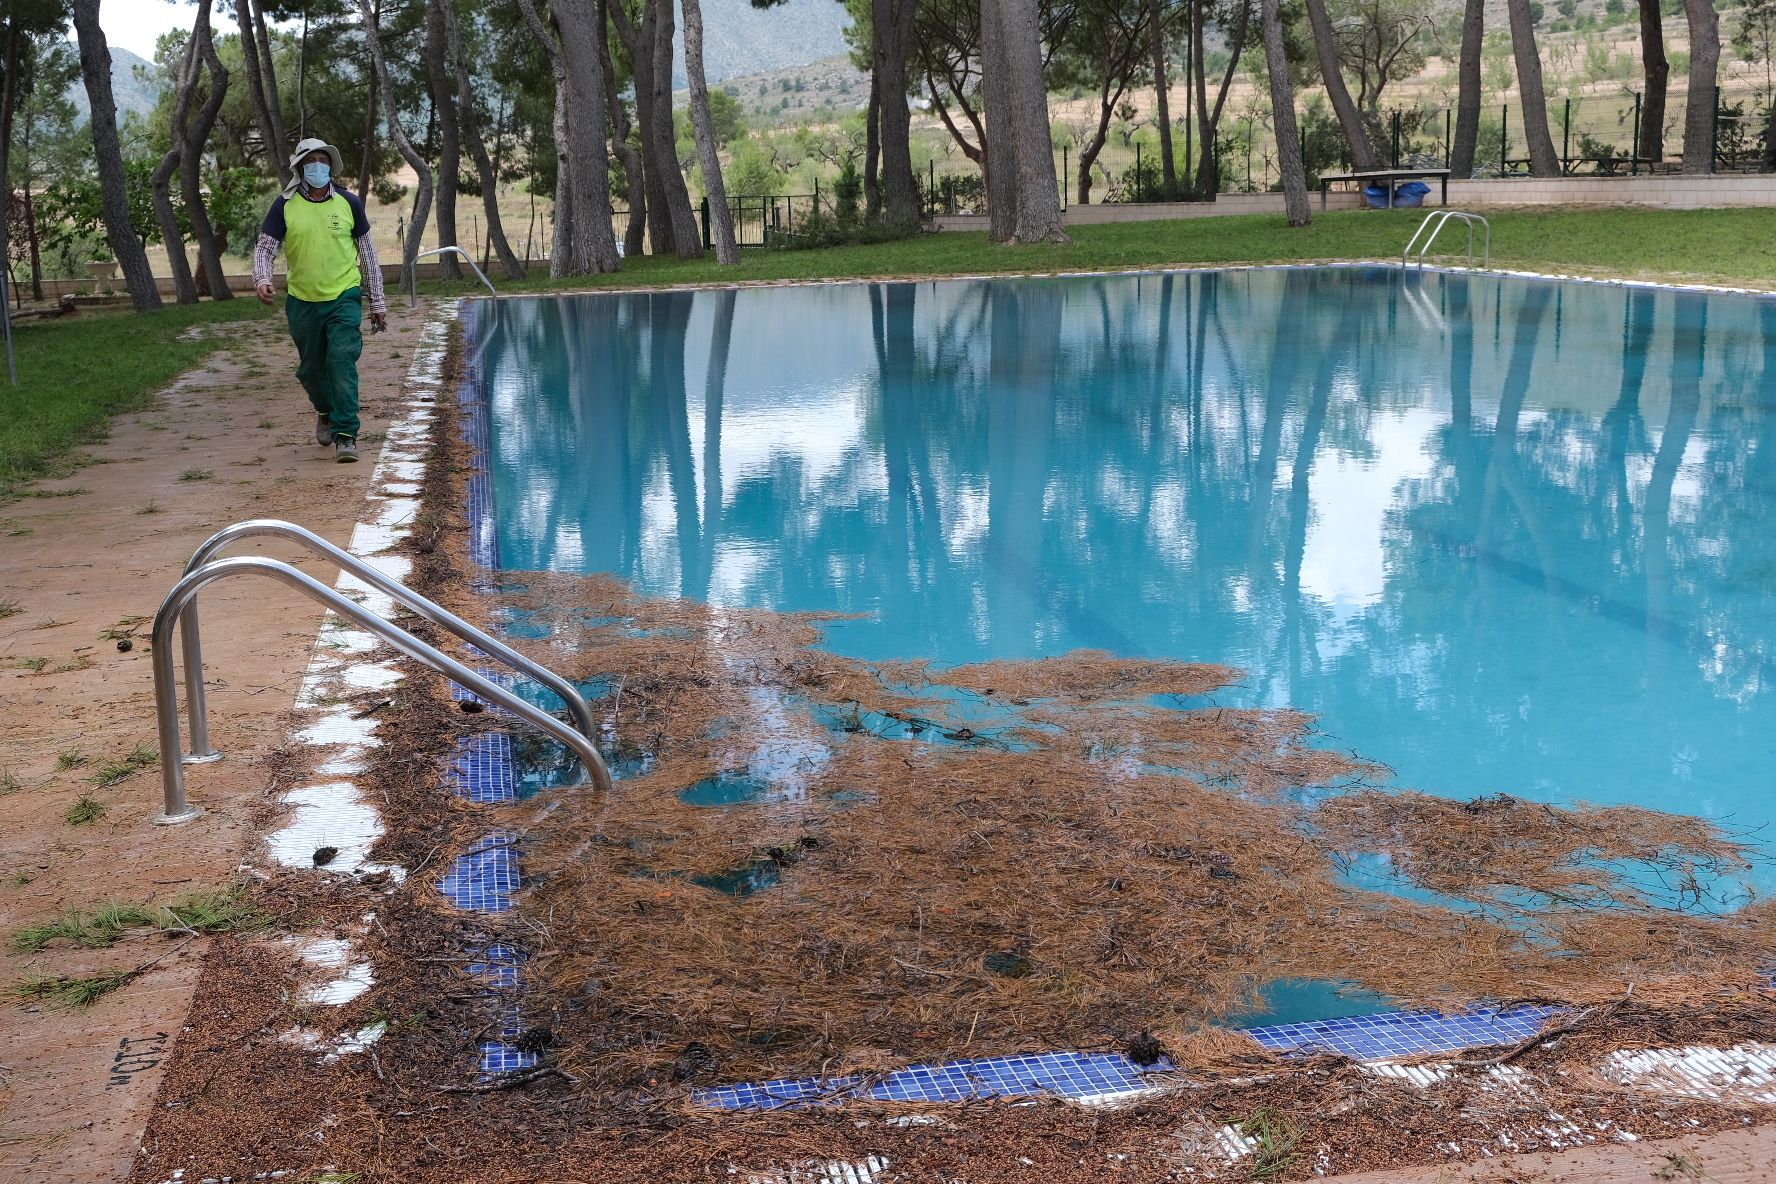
[329,213,344,233]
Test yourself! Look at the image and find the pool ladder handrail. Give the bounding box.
[152,527,611,825]
[406,245,496,309]
[1402,210,1491,270]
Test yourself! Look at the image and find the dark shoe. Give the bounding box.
[315,414,333,446]
[335,436,359,463]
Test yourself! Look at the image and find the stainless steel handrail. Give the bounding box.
[1402,210,1491,270]
[407,245,495,308]
[151,556,612,825]
[175,519,598,763]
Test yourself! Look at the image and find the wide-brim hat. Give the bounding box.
[283,137,347,195]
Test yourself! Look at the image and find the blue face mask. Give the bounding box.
[302,161,332,190]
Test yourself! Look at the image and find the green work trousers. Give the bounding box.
[286,287,363,440]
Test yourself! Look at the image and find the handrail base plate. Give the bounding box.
[152,806,205,826]
[181,751,225,766]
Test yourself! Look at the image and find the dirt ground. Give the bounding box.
[1320,1124,1776,1182]
[0,298,431,1184]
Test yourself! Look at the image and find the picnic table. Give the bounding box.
[1319,167,1452,210]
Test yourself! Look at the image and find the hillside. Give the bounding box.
[711,54,872,125]
[674,0,852,85]
[65,45,160,125]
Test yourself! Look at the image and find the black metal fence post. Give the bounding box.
[1713,85,1722,171]
[1062,144,1069,209]
[1562,97,1571,173]
[1444,108,1452,167]
[1391,110,1401,167]
[700,197,711,249]
[1632,92,1642,175]
[1501,103,1509,173]
[1135,142,1143,202]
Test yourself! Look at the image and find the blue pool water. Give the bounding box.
[475,267,1776,907]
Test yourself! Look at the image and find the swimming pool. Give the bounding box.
[475,266,1775,904]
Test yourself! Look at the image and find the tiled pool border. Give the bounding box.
[437,264,1770,1105]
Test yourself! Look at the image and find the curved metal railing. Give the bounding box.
[151,556,612,825]
[407,245,496,308]
[175,519,597,762]
[1402,210,1491,270]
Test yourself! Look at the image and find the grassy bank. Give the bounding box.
[0,299,274,499]
[446,205,1776,295]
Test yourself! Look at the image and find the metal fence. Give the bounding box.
[1367,90,1765,177]
[608,193,836,253]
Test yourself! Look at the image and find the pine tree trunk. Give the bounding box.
[183,1,233,299]
[1637,0,1668,162]
[1195,0,1249,196]
[357,0,379,197]
[1303,0,1377,170]
[250,0,290,175]
[551,0,624,274]
[1506,0,1561,176]
[682,0,739,263]
[619,0,674,256]
[1261,0,1310,226]
[234,0,281,180]
[1450,0,1484,175]
[25,182,42,302]
[1,19,20,291]
[358,0,432,295]
[649,0,703,258]
[514,0,575,273]
[865,75,882,219]
[439,0,524,278]
[874,0,921,229]
[993,0,1068,242]
[1150,0,1176,199]
[597,0,648,259]
[1682,0,1720,173]
[422,0,461,277]
[980,0,1018,241]
[611,0,696,257]
[152,32,201,302]
[70,0,161,311]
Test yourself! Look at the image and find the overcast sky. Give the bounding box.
[98,1,299,62]
[97,0,188,60]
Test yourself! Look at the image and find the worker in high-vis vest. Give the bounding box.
[252,137,389,463]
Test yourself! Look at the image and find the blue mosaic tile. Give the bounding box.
[695,1050,1165,1110]
[1243,1002,1563,1061]
[693,1004,1581,1111]
[437,831,522,913]
[448,732,518,804]
[457,302,500,572]
[466,943,538,1075]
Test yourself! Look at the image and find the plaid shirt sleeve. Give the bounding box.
[251,232,280,290]
[356,235,388,316]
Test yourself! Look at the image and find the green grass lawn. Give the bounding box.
[446,205,1776,295]
[0,299,275,499]
[8,204,1776,499]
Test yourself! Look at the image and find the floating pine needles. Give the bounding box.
[462,573,1775,1093]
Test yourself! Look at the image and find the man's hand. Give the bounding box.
[369,311,388,334]
[255,282,275,305]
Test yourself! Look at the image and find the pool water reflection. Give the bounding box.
[478,267,1776,893]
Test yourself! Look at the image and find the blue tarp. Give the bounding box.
[1364,180,1434,209]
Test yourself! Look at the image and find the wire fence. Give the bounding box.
[936,88,1773,210]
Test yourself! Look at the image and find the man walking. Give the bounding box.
[253,138,389,463]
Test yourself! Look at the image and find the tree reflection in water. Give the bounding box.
[479,269,1776,890]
